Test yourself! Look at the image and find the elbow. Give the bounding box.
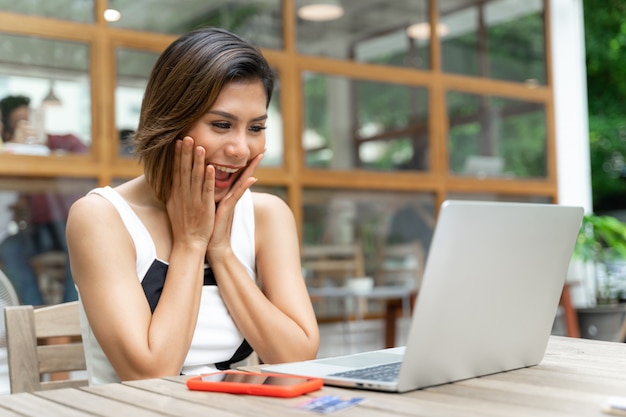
[301,326,320,360]
[300,334,320,360]
[256,331,319,365]
[111,351,184,382]
[115,364,182,382]
[283,331,320,363]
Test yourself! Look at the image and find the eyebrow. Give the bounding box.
[208,110,268,123]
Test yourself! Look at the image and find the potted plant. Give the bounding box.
[572,214,626,341]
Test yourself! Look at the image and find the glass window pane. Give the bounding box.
[303,188,435,277]
[115,48,159,157]
[447,91,547,179]
[297,0,430,68]
[303,73,429,171]
[107,0,282,49]
[0,34,91,155]
[264,72,283,167]
[0,0,94,22]
[445,193,551,203]
[303,188,433,319]
[440,0,546,84]
[0,177,97,305]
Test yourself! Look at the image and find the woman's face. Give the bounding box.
[186,80,268,202]
[6,105,29,141]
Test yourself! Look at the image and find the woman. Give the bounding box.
[66,27,319,385]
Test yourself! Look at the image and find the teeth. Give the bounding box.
[213,165,239,174]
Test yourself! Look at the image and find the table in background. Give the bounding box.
[308,285,416,348]
[309,284,581,349]
[1,336,626,417]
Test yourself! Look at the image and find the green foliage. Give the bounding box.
[574,213,626,303]
[584,0,626,112]
[584,0,626,211]
[574,214,626,263]
[587,115,626,209]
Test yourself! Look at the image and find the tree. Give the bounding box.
[583,0,626,212]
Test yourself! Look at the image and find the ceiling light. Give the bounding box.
[298,0,344,22]
[406,22,450,40]
[42,81,62,107]
[104,9,121,22]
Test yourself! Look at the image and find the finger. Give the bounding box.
[172,139,183,190]
[182,135,194,172]
[245,152,264,176]
[191,145,206,199]
[216,177,257,218]
[228,152,264,200]
[203,164,216,211]
[179,137,195,197]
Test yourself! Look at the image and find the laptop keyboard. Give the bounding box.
[329,362,401,382]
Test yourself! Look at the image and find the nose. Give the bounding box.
[224,128,250,159]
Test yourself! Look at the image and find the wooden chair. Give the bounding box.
[374,241,425,289]
[4,301,87,393]
[558,284,580,338]
[301,242,366,320]
[301,242,365,289]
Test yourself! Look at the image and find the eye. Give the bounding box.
[212,122,231,130]
[249,125,267,133]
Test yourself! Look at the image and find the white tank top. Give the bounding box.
[78,186,256,385]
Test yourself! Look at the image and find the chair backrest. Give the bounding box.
[301,242,365,288]
[375,241,425,289]
[0,269,20,348]
[4,301,87,393]
[0,269,20,395]
[0,269,19,309]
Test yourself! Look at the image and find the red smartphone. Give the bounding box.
[186,370,323,398]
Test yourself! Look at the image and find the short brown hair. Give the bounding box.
[134,27,274,203]
[0,95,30,141]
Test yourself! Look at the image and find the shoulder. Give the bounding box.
[251,192,296,235]
[67,190,123,235]
[69,192,112,218]
[251,192,299,260]
[251,192,292,219]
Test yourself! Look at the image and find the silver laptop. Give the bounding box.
[262,200,584,392]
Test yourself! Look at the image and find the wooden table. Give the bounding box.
[1,336,625,416]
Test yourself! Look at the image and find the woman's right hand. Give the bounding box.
[166,136,216,251]
[12,120,44,144]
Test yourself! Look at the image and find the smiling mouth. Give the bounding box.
[213,164,241,182]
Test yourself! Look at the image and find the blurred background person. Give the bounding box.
[0,94,88,153]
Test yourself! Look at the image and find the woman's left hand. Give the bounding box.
[206,152,264,263]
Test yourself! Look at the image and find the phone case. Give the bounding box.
[186,370,324,398]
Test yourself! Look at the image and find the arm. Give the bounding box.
[208,193,320,364]
[67,138,215,380]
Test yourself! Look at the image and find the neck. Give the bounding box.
[120,175,165,210]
